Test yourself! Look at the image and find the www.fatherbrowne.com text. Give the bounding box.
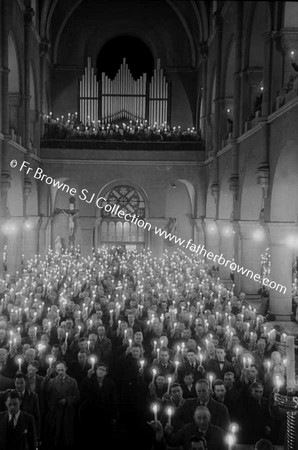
[14,160,286,295]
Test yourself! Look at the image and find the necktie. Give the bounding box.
[9,414,15,430]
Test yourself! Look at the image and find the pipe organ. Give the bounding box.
[79,57,99,127]
[79,58,169,126]
[148,59,168,127]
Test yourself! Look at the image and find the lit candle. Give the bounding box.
[17,357,22,371]
[128,339,132,348]
[275,375,283,392]
[208,374,214,389]
[156,348,160,361]
[174,360,180,372]
[140,359,145,370]
[90,357,95,370]
[265,360,271,373]
[166,407,173,426]
[152,404,158,422]
[152,368,157,383]
[167,376,173,394]
[48,356,54,368]
[199,353,203,366]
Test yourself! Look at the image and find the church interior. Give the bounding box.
[1,1,298,449]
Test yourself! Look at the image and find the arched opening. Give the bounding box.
[97,184,149,250]
[96,35,154,79]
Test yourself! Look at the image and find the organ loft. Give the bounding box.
[0,0,298,323]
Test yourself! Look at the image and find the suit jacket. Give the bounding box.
[166,422,228,450]
[0,389,40,438]
[0,411,36,450]
[205,359,235,380]
[178,361,205,383]
[181,382,197,399]
[174,396,230,431]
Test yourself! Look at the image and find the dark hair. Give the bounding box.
[96,362,108,371]
[160,347,169,354]
[255,439,273,450]
[28,360,40,369]
[213,379,225,388]
[14,373,27,382]
[55,360,67,369]
[195,379,209,388]
[183,372,194,378]
[250,381,263,391]
[6,390,21,402]
[170,383,181,392]
[52,344,62,351]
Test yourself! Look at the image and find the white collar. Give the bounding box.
[9,410,21,423]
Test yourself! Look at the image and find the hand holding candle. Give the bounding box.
[166,407,174,426]
[90,356,96,370]
[152,403,158,422]
[152,368,157,383]
[167,376,173,394]
[17,357,22,372]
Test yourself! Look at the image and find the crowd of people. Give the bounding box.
[0,245,294,450]
[42,113,202,142]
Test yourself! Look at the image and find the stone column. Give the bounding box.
[37,216,49,256]
[267,223,293,320]
[6,217,24,277]
[22,216,40,260]
[24,6,34,149]
[261,31,273,117]
[229,1,242,221]
[79,217,95,258]
[238,221,263,295]
[147,218,167,257]
[199,42,208,144]
[193,218,205,247]
[217,219,235,281]
[204,218,219,258]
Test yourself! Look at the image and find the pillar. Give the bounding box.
[229,1,242,222]
[147,218,167,257]
[79,217,95,258]
[267,223,293,320]
[204,218,220,258]
[238,221,263,296]
[37,216,49,256]
[6,217,24,277]
[24,6,34,149]
[217,219,235,282]
[22,217,41,260]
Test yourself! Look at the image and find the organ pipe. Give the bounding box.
[80,57,168,126]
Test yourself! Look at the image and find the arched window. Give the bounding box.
[99,185,147,250]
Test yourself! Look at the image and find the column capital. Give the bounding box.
[238,220,263,239]
[267,222,298,245]
[279,29,298,55]
[147,217,168,227]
